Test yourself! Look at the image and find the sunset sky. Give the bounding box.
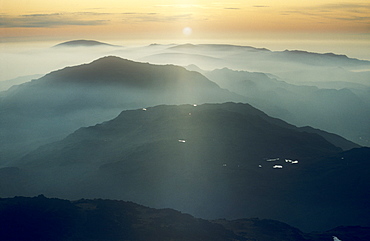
[0,0,370,61]
[1,0,370,41]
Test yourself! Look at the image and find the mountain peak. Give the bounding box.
[53,40,120,48]
[40,56,219,89]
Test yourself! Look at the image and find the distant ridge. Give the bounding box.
[53,40,120,48]
[284,49,348,57]
[169,43,270,52]
[165,43,369,64]
[275,49,370,65]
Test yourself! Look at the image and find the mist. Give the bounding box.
[1,41,369,160]
[1,40,370,234]
[0,55,242,166]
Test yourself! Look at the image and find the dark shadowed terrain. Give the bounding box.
[2,103,369,231]
[1,196,369,241]
[1,42,369,238]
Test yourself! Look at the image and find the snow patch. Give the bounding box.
[266,158,279,162]
[273,165,283,169]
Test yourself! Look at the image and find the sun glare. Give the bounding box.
[182,27,192,36]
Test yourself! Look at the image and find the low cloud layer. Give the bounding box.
[121,13,193,23]
[281,3,370,23]
[0,11,197,28]
[0,12,109,28]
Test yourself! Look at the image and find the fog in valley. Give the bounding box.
[1,40,369,146]
[0,40,370,234]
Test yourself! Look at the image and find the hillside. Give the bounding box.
[1,196,369,241]
[0,56,241,164]
[201,67,369,147]
[3,103,369,231]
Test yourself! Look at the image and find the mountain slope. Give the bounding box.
[201,67,369,146]
[5,103,369,231]
[2,196,368,241]
[0,56,242,164]
[0,74,43,92]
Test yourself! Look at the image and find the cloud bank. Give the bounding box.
[0,12,109,28]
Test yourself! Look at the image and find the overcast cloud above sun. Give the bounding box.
[0,0,370,41]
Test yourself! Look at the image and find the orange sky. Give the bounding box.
[1,0,370,41]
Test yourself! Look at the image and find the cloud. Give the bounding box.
[122,12,158,15]
[154,4,204,9]
[121,13,193,23]
[281,3,370,23]
[0,12,110,28]
[0,11,198,28]
[319,3,370,10]
[253,5,269,8]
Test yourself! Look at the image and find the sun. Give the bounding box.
[182,27,192,36]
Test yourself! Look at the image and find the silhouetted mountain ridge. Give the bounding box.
[4,103,369,231]
[1,196,369,241]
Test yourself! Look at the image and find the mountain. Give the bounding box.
[0,56,242,164]
[4,103,369,231]
[142,43,370,69]
[199,67,370,146]
[0,196,239,241]
[53,40,120,48]
[0,74,43,92]
[169,43,270,51]
[275,50,369,66]
[2,196,369,241]
[138,43,370,87]
[167,44,370,66]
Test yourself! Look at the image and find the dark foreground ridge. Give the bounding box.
[1,196,369,241]
[3,103,370,232]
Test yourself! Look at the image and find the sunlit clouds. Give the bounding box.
[0,13,109,28]
[0,0,370,42]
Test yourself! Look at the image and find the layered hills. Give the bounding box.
[1,51,369,232]
[0,56,241,164]
[1,195,369,241]
[1,55,359,165]
[194,67,370,147]
[138,43,370,146]
[3,103,369,231]
[143,43,370,74]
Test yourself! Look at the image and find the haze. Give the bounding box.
[1,0,370,80]
[0,1,370,235]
